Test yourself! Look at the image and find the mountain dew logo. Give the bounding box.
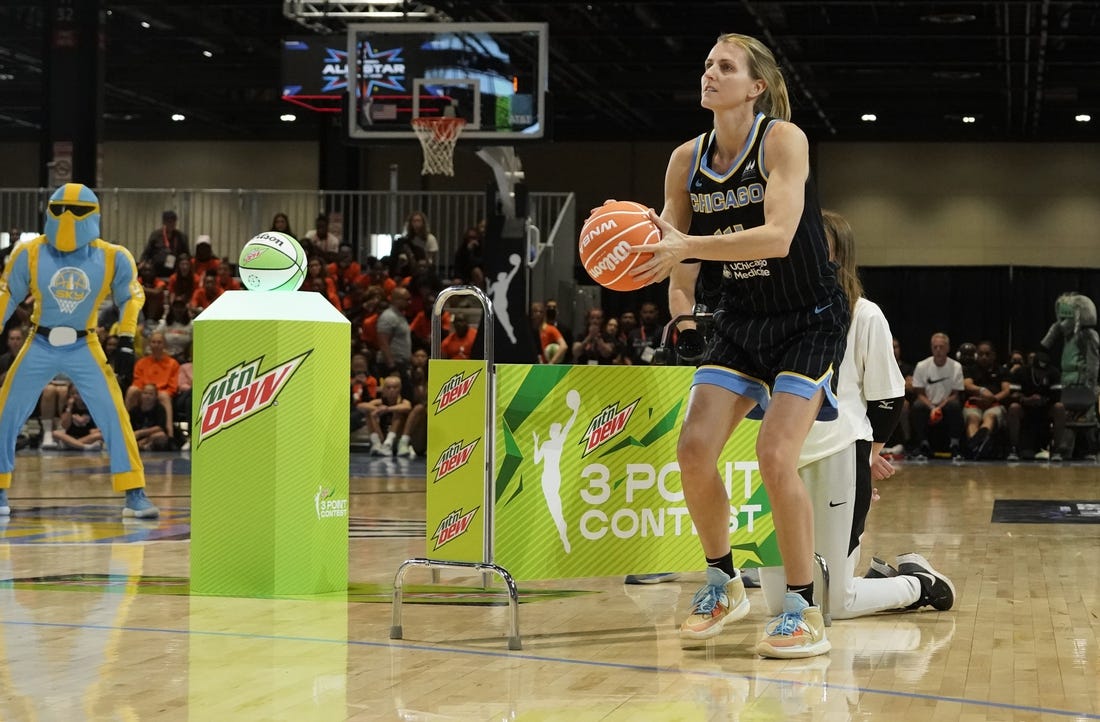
[434,369,481,413]
[432,438,480,482]
[197,351,310,444]
[432,507,478,550]
[580,399,639,456]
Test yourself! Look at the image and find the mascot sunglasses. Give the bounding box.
[47,202,97,219]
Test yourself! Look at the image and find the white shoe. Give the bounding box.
[40,435,58,450]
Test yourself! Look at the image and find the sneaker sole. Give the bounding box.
[756,636,831,659]
[624,573,681,585]
[896,553,956,611]
[679,595,750,642]
[123,508,160,519]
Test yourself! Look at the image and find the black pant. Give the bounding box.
[910,398,963,451]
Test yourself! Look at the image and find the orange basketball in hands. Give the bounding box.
[578,200,659,292]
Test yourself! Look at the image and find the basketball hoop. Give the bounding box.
[411,117,466,176]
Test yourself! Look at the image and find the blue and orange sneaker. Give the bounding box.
[756,592,830,659]
[679,566,750,642]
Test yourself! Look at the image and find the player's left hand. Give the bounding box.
[870,454,895,482]
[627,209,689,285]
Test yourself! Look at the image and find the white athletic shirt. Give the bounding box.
[798,297,905,467]
[911,355,964,407]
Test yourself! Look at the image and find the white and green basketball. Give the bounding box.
[238,232,307,291]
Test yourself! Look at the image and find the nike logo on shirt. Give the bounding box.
[814,303,832,314]
[828,500,846,507]
[926,377,948,384]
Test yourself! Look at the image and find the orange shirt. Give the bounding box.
[193,257,220,279]
[410,310,450,342]
[441,327,477,360]
[132,354,181,396]
[359,313,380,350]
[218,277,242,292]
[539,323,565,362]
[328,261,362,287]
[190,286,222,310]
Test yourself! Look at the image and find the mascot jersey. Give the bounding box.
[0,183,146,491]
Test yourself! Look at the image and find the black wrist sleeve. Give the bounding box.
[867,395,905,443]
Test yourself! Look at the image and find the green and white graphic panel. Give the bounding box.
[493,365,778,580]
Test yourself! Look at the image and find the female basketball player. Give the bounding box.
[628,33,849,658]
[757,210,955,620]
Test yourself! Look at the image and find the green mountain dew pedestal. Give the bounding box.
[190,291,350,596]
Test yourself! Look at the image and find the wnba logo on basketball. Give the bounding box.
[579,219,618,250]
[580,399,639,456]
[197,351,310,444]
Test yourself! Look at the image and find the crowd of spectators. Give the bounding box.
[2,208,1096,462]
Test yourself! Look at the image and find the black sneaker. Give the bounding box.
[967,428,990,459]
[896,553,955,611]
[864,557,899,579]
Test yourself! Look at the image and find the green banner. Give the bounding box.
[493,365,778,580]
[425,359,488,562]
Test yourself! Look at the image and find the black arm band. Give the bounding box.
[867,395,905,443]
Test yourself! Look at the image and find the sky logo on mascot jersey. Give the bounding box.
[580,399,639,456]
[197,351,310,445]
[434,369,481,413]
[432,438,480,482]
[431,507,478,550]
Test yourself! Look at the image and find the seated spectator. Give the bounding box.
[604,317,631,365]
[328,245,362,295]
[168,255,198,306]
[162,298,193,362]
[405,348,429,457]
[216,259,242,291]
[303,213,341,260]
[398,210,439,268]
[962,341,1011,458]
[176,348,194,449]
[574,312,617,365]
[1007,350,1065,460]
[138,262,167,339]
[441,313,478,360]
[304,258,341,309]
[270,212,295,237]
[190,270,223,315]
[53,387,103,451]
[883,336,916,455]
[358,291,385,358]
[128,383,173,451]
[126,331,179,428]
[38,373,72,449]
[544,300,572,363]
[530,302,565,364]
[360,373,413,458]
[192,236,220,278]
[0,325,26,386]
[910,332,965,459]
[453,226,484,286]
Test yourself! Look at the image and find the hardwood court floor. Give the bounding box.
[0,450,1097,721]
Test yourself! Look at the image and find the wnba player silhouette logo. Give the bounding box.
[533,389,581,553]
[487,253,522,344]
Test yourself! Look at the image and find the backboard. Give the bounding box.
[346,22,548,141]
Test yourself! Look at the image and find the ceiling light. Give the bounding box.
[203,50,213,58]
[921,12,976,24]
[0,73,13,81]
[962,116,976,123]
[861,113,877,122]
[171,113,185,122]
[1076,114,1091,123]
[140,21,151,29]
[280,113,297,122]
[932,70,981,81]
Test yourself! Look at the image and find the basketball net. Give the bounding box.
[411,117,466,176]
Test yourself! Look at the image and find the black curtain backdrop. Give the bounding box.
[589,266,1100,367]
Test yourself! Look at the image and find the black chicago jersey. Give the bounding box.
[686,113,842,317]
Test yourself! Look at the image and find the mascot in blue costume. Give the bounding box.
[0,183,158,517]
